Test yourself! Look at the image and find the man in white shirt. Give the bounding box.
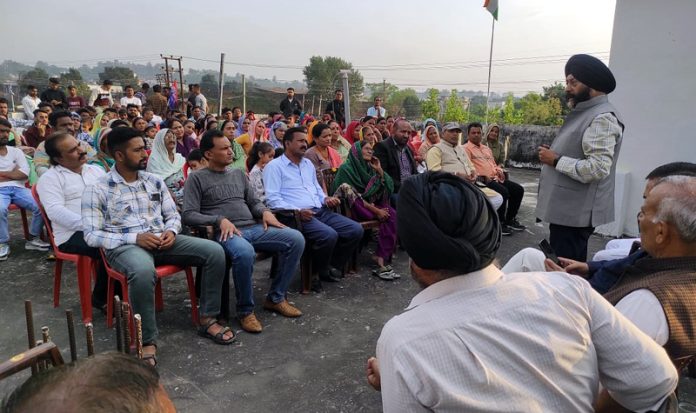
[366,96,386,118]
[21,86,41,120]
[119,85,142,110]
[367,171,677,413]
[0,118,50,260]
[37,132,110,310]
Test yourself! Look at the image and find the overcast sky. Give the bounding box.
[0,0,616,93]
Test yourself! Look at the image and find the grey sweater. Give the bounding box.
[182,168,268,229]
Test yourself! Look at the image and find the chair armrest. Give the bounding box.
[271,209,303,230]
[189,225,215,240]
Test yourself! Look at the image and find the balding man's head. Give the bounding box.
[639,175,696,257]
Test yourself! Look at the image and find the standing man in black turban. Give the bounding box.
[537,54,625,261]
[366,171,677,412]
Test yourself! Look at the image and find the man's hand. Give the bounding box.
[299,209,315,222]
[136,233,161,250]
[159,230,176,250]
[544,259,564,272]
[262,210,286,231]
[324,196,341,208]
[219,218,242,242]
[538,145,559,166]
[495,168,506,182]
[558,257,590,276]
[366,357,381,391]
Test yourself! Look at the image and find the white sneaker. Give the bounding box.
[0,243,9,261]
[26,238,50,251]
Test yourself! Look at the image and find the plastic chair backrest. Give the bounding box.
[31,184,59,250]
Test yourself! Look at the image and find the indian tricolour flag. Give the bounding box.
[484,0,498,20]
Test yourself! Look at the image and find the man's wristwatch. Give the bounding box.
[553,156,560,167]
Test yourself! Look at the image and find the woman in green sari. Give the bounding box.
[221,120,247,171]
[331,141,398,280]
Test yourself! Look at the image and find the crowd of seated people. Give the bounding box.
[1,78,693,413]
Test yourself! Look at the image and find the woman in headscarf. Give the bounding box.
[331,141,397,280]
[90,113,109,147]
[235,119,266,155]
[235,115,250,138]
[359,125,378,145]
[221,120,248,171]
[92,128,115,172]
[305,120,319,146]
[344,120,361,145]
[484,123,505,166]
[147,128,186,205]
[328,120,351,162]
[305,123,343,178]
[418,124,441,161]
[268,121,287,150]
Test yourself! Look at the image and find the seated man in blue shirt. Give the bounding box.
[82,127,233,366]
[264,127,363,290]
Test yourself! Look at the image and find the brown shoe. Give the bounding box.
[239,313,263,333]
[263,299,302,318]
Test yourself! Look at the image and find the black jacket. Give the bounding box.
[279,97,302,117]
[325,99,345,124]
[40,88,67,109]
[374,137,418,193]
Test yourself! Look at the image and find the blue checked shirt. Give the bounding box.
[82,168,181,250]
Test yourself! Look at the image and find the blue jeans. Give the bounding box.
[105,235,227,344]
[220,224,305,316]
[0,186,44,243]
[301,207,364,274]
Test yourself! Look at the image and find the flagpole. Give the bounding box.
[485,17,495,125]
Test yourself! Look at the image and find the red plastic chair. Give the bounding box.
[32,185,96,323]
[100,249,199,332]
[183,162,189,179]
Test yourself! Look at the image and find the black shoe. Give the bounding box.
[319,271,341,282]
[311,278,324,292]
[507,219,526,231]
[501,225,513,236]
[329,267,344,279]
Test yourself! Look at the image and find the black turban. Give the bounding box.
[397,172,501,274]
[565,54,616,94]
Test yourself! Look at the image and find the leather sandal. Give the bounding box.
[198,319,236,345]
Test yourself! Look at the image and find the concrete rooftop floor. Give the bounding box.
[1,168,693,412]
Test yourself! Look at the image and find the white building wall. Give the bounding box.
[600,0,696,237]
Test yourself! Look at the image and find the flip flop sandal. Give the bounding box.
[198,319,236,345]
[372,267,395,281]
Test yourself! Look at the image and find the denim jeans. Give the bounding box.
[219,224,305,316]
[301,207,364,274]
[105,235,226,344]
[0,186,44,243]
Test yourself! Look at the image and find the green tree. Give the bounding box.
[421,88,440,120]
[303,56,363,109]
[543,82,570,116]
[60,68,90,99]
[518,92,563,125]
[366,81,399,102]
[385,88,420,118]
[98,66,138,85]
[19,67,50,92]
[442,90,467,122]
[502,93,523,124]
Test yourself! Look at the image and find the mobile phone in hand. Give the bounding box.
[538,239,561,265]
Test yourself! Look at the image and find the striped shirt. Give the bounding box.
[555,113,622,183]
[81,168,180,250]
